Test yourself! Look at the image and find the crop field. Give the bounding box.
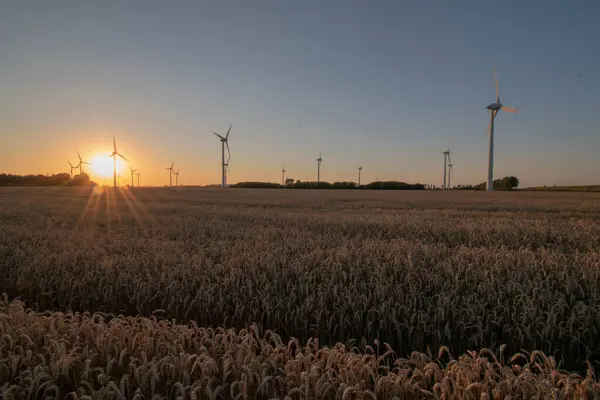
[1,187,600,399]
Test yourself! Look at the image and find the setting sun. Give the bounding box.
[91,155,124,178]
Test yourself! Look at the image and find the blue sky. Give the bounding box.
[0,0,598,187]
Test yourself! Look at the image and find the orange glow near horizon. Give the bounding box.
[91,155,125,179]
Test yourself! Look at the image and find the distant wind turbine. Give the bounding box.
[108,137,129,187]
[281,166,286,186]
[175,169,180,186]
[357,165,363,186]
[486,70,518,192]
[136,171,140,187]
[213,125,232,188]
[129,166,138,187]
[68,161,76,179]
[442,149,450,190]
[447,152,453,189]
[76,151,91,175]
[317,152,322,183]
[166,162,174,187]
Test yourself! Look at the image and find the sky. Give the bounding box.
[0,0,598,187]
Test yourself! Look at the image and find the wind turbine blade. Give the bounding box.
[226,124,232,139]
[113,136,117,152]
[213,132,224,139]
[501,106,519,113]
[170,161,174,169]
[494,69,499,102]
[82,161,91,165]
[77,151,82,161]
[68,161,73,167]
[485,120,491,137]
[226,142,231,163]
[118,153,130,163]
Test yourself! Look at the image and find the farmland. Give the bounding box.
[1,187,600,398]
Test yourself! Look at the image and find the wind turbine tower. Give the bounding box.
[485,70,518,192]
[108,137,129,187]
[442,149,450,190]
[129,167,138,187]
[136,171,140,187]
[213,125,232,188]
[358,165,363,186]
[175,169,180,186]
[281,167,286,186]
[447,161,453,190]
[166,162,174,187]
[317,152,322,183]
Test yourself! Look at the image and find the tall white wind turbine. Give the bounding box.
[213,125,232,188]
[486,70,518,192]
[281,167,286,186]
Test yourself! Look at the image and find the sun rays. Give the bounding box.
[75,186,150,232]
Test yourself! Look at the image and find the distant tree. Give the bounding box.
[506,176,519,189]
[285,178,294,186]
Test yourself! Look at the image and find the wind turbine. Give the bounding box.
[174,169,180,186]
[486,70,518,192]
[108,137,129,187]
[76,151,91,175]
[166,162,174,186]
[317,152,322,183]
[136,171,140,187]
[68,161,76,179]
[447,154,453,189]
[213,125,231,188]
[281,167,286,186]
[129,166,138,187]
[442,149,450,190]
[357,165,363,186]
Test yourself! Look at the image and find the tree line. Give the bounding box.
[234,176,520,190]
[0,173,94,186]
[452,176,519,191]
[233,180,427,190]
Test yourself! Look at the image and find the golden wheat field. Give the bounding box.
[1,186,600,399]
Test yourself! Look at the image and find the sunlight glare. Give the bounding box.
[91,156,124,178]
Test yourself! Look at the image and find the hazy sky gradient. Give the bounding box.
[1,0,598,187]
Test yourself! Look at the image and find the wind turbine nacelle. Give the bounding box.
[486,102,502,111]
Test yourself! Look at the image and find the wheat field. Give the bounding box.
[1,186,600,399]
